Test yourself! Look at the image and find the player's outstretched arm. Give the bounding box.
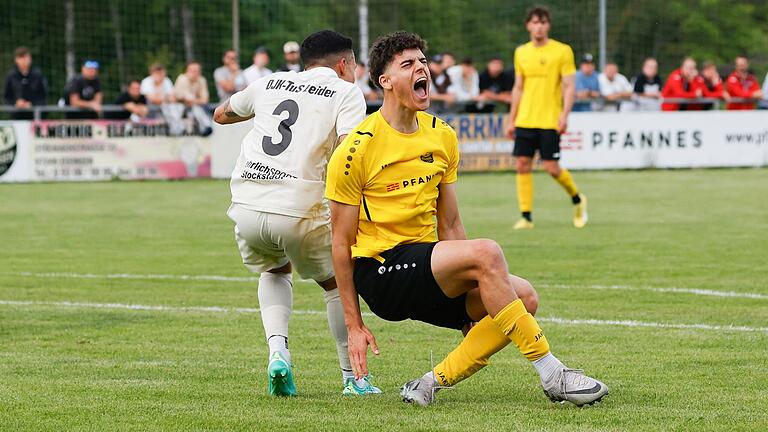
[213,99,254,125]
[436,183,467,241]
[329,200,379,379]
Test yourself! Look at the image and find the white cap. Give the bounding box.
[283,41,300,54]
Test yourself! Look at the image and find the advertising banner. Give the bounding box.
[441,111,768,171]
[0,121,33,182]
[0,121,212,182]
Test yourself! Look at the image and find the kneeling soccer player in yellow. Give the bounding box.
[325,31,608,407]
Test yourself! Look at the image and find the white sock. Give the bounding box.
[323,288,353,377]
[258,272,293,364]
[532,352,565,383]
[342,369,355,384]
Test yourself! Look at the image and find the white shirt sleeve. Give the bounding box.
[335,85,367,137]
[228,82,259,117]
[163,78,174,95]
[139,77,153,96]
[620,74,633,93]
[598,74,610,96]
[762,72,768,100]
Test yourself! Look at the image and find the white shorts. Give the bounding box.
[226,203,334,282]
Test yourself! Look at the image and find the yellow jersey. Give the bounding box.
[514,39,576,130]
[325,110,459,258]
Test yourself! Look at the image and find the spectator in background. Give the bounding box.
[632,57,663,111]
[725,56,763,110]
[574,53,599,112]
[140,63,182,129]
[214,49,247,102]
[447,57,480,110]
[598,62,632,111]
[243,47,272,84]
[64,60,102,119]
[113,79,148,121]
[4,47,47,119]
[441,52,456,70]
[661,57,703,111]
[141,63,175,107]
[478,56,514,110]
[354,61,378,101]
[759,72,768,109]
[428,54,454,112]
[277,41,302,73]
[174,60,213,136]
[699,62,727,110]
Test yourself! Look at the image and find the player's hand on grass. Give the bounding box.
[348,325,379,379]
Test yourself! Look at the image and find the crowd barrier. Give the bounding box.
[2,111,767,183]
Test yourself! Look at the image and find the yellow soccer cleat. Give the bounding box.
[573,193,588,228]
[513,218,535,230]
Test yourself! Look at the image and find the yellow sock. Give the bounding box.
[516,173,533,213]
[432,316,511,386]
[554,169,579,197]
[492,299,550,361]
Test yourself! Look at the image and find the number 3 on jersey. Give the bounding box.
[262,99,299,156]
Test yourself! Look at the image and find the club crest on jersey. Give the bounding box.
[420,152,434,163]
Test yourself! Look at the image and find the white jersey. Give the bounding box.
[229,67,367,218]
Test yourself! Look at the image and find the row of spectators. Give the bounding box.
[5,44,768,121]
[575,54,766,112]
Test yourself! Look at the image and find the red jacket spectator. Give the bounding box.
[725,71,760,110]
[661,68,704,111]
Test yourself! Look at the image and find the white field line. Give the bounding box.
[537,283,768,300]
[15,272,768,300]
[1,299,767,334]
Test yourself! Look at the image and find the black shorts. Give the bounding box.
[513,127,561,160]
[353,242,471,330]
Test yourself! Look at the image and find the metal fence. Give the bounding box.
[2,0,767,105]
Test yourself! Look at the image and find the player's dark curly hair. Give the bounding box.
[368,31,427,90]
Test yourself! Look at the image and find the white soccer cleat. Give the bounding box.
[541,368,608,406]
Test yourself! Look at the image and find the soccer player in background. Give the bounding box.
[326,31,608,407]
[506,7,587,229]
[213,30,381,397]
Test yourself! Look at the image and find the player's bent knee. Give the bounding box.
[511,275,538,314]
[470,239,508,274]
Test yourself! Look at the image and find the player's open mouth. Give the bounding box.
[413,77,428,100]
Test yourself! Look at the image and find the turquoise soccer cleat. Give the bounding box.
[267,352,297,397]
[342,375,383,396]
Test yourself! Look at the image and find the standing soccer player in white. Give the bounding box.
[213,30,381,396]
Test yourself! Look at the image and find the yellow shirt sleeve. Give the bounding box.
[514,47,523,77]
[441,128,460,184]
[561,45,576,77]
[325,135,366,206]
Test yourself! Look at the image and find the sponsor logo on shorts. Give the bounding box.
[378,266,386,275]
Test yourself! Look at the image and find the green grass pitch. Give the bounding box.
[1,169,767,431]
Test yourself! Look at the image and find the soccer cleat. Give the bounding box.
[342,375,383,396]
[267,352,297,397]
[400,375,439,407]
[573,193,588,228]
[541,368,608,407]
[513,218,535,230]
